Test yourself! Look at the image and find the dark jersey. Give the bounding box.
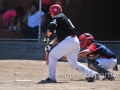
[47,13,77,42]
[87,43,116,59]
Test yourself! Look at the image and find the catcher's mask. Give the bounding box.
[79,33,94,49]
[49,4,62,16]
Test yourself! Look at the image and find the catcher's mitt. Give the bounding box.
[62,56,68,61]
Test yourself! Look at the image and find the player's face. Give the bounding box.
[80,39,89,49]
[30,5,37,13]
[50,12,55,18]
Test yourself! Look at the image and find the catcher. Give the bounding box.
[77,33,118,81]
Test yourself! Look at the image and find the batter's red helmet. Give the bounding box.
[49,4,62,16]
[79,33,94,49]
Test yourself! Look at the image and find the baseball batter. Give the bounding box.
[78,33,118,80]
[39,4,98,83]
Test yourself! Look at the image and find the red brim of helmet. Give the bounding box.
[48,11,54,14]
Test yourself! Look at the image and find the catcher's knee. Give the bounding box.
[88,60,99,71]
[89,63,97,71]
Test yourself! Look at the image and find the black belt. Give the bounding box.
[111,55,117,59]
[101,55,116,59]
[108,56,117,59]
[70,35,76,37]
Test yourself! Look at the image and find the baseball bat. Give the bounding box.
[46,51,49,65]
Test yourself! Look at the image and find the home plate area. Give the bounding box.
[0,60,120,90]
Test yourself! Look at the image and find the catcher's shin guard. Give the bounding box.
[88,60,111,77]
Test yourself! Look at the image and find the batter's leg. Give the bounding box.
[66,49,98,81]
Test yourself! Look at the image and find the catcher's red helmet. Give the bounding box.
[79,33,94,49]
[49,4,62,16]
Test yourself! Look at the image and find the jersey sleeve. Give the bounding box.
[88,43,97,52]
[47,18,57,32]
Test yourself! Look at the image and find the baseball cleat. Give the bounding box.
[86,73,99,82]
[86,76,96,82]
[95,74,100,80]
[102,72,115,81]
[85,74,100,80]
[37,78,57,83]
[102,77,115,81]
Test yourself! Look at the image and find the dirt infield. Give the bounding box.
[0,60,120,90]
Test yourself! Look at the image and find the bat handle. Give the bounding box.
[46,51,49,65]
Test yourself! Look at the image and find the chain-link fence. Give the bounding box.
[0,0,119,42]
[0,0,52,41]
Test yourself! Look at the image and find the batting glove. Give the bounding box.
[45,44,52,51]
[44,36,49,44]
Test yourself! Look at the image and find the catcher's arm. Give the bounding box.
[77,56,86,60]
[78,49,91,60]
[61,49,91,61]
[62,55,86,61]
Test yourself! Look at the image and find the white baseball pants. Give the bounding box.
[48,36,98,81]
[96,58,117,69]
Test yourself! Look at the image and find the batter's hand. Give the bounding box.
[44,36,49,44]
[45,44,52,51]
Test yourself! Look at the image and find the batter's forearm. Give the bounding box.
[49,37,58,46]
[47,30,52,37]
